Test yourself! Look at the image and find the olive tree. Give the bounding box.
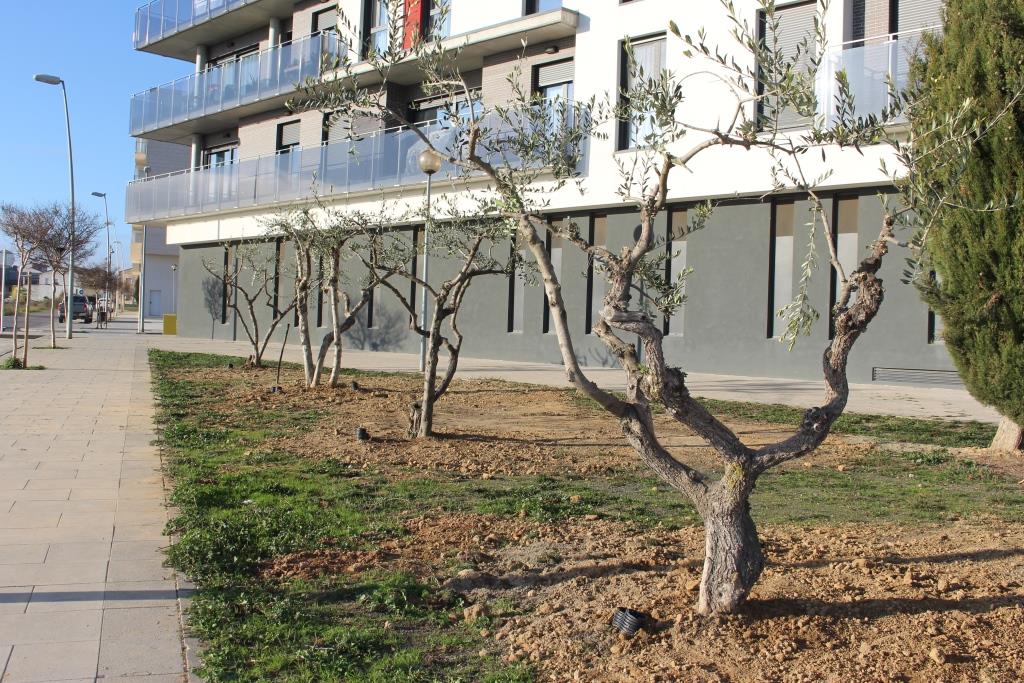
[35,203,100,347]
[293,0,996,612]
[264,206,398,388]
[202,242,297,368]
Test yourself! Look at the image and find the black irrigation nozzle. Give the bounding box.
[355,427,370,442]
[350,380,360,391]
[611,607,648,638]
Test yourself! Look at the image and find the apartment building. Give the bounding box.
[131,139,190,317]
[126,0,952,385]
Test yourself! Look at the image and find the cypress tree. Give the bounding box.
[912,0,1024,449]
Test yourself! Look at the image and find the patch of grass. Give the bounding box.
[697,397,996,448]
[151,349,531,682]
[151,350,1024,681]
[1,357,44,370]
[570,390,995,448]
[753,449,1024,525]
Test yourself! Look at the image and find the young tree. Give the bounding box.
[369,205,519,437]
[0,204,48,365]
[202,242,297,368]
[36,203,100,347]
[293,0,997,612]
[264,207,396,388]
[906,0,1024,451]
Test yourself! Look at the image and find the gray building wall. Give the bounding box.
[174,188,955,383]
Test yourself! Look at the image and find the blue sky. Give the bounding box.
[0,1,190,266]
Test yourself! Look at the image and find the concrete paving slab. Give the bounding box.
[1,641,99,682]
[45,542,113,563]
[0,546,48,565]
[0,610,102,645]
[0,587,31,615]
[25,584,106,613]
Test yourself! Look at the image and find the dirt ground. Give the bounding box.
[226,370,872,477]
[203,367,1024,682]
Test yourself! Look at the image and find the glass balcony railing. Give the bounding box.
[126,120,462,223]
[125,108,579,224]
[819,27,938,126]
[134,0,262,50]
[130,31,342,137]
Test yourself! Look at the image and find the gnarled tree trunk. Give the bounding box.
[698,482,765,615]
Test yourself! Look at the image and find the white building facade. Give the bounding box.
[126,0,955,385]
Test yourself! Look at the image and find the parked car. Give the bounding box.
[58,295,92,324]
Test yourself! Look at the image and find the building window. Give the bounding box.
[829,195,860,338]
[535,59,574,134]
[757,0,816,130]
[586,215,608,334]
[427,0,451,39]
[364,0,390,57]
[313,6,338,34]
[221,244,230,325]
[542,226,564,334]
[525,0,561,14]
[507,241,527,333]
[618,35,666,150]
[927,271,944,344]
[663,208,687,336]
[767,199,795,339]
[315,255,324,328]
[276,120,301,153]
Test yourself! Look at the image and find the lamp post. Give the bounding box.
[35,73,75,340]
[416,149,442,373]
[91,191,111,319]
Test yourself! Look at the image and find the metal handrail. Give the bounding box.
[128,119,439,186]
[832,24,942,50]
[130,29,337,99]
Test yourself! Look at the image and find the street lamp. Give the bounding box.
[91,191,111,320]
[35,73,76,340]
[417,149,442,373]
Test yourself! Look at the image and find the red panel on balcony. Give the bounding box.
[403,0,428,49]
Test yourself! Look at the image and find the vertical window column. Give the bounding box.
[664,208,688,336]
[542,228,563,334]
[830,195,860,337]
[586,215,607,334]
[767,200,795,339]
[508,241,527,333]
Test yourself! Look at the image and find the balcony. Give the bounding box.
[819,27,938,126]
[131,8,580,142]
[130,31,341,141]
[125,105,581,225]
[126,120,461,224]
[134,0,296,59]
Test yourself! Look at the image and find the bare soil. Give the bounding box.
[218,370,870,477]
[194,366,1024,681]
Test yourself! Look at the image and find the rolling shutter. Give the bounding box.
[315,7,338,33]
[325,113,349,144]
[536,59,574,88]
[897,0,943,33]
[278,120,300,149]
[771,1,817,128]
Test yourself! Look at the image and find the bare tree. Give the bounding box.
[292,0,998,611]
[0,204,49,365]
[37,204,100,346]
[368,206,519,438]
[203,242,297,368]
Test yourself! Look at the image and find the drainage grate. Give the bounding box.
[871,367,964,388]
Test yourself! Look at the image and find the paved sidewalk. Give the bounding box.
[154,335,1001,423]
[0,319,189,682]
